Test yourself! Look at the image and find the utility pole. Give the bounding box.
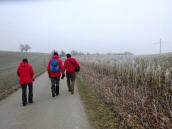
[160,38,162,54]
[154,38,168,55]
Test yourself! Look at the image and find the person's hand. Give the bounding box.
[75,67,80,72]
[61,74,65,79]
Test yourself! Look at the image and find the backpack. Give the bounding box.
[50,58,60,73]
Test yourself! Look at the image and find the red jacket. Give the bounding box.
[48,55,65,78]
[17,62,34,85]
[64,57,80,74]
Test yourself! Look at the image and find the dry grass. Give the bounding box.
[77,77,130,129]
[78,54,172,129]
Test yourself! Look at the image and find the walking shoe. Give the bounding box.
[71,91,74,95]
[23,103,27,106]
[52,93,55,97]
[28,100,33,104]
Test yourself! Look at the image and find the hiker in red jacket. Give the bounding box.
[17,58,35,106]
[64,54,80,94]
[48,51,65,97]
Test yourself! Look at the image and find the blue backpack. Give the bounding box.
[50,58,60,73]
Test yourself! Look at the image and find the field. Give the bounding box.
[78,54,172,129]
[0,51,50,100]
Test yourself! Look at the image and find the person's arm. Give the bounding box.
[17,66,20,77]
[73,58,80,72]
[47,60,51,78]
[30,64,35,81]
[74,58,80,68]
[59,59,65,78]
[64,60,67,71]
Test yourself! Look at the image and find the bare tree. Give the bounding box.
[24,44,31,52]
[19,44,31,52]
[19,44,25,52]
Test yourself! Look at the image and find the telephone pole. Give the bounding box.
[154,38,168,55]
[160,38,162,54]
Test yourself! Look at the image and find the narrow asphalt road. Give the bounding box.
[0,72,92,129]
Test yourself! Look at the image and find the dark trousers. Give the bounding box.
[66,73,76,93]
[51,77,60,95]
[21,83,33,105]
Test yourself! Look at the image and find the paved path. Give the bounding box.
[0,72,92,129]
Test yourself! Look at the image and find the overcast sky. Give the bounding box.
[0,0,171,54]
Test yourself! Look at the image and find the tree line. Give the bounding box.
[19,44,133,56]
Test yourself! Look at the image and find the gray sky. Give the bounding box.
[0,0,171,54]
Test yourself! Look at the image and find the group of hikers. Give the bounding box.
[17,51,80,106]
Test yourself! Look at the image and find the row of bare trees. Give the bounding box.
[19,44,85,57]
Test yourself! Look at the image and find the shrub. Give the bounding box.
[79,55,172,129]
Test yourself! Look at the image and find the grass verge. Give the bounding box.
[77,77,130,129]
